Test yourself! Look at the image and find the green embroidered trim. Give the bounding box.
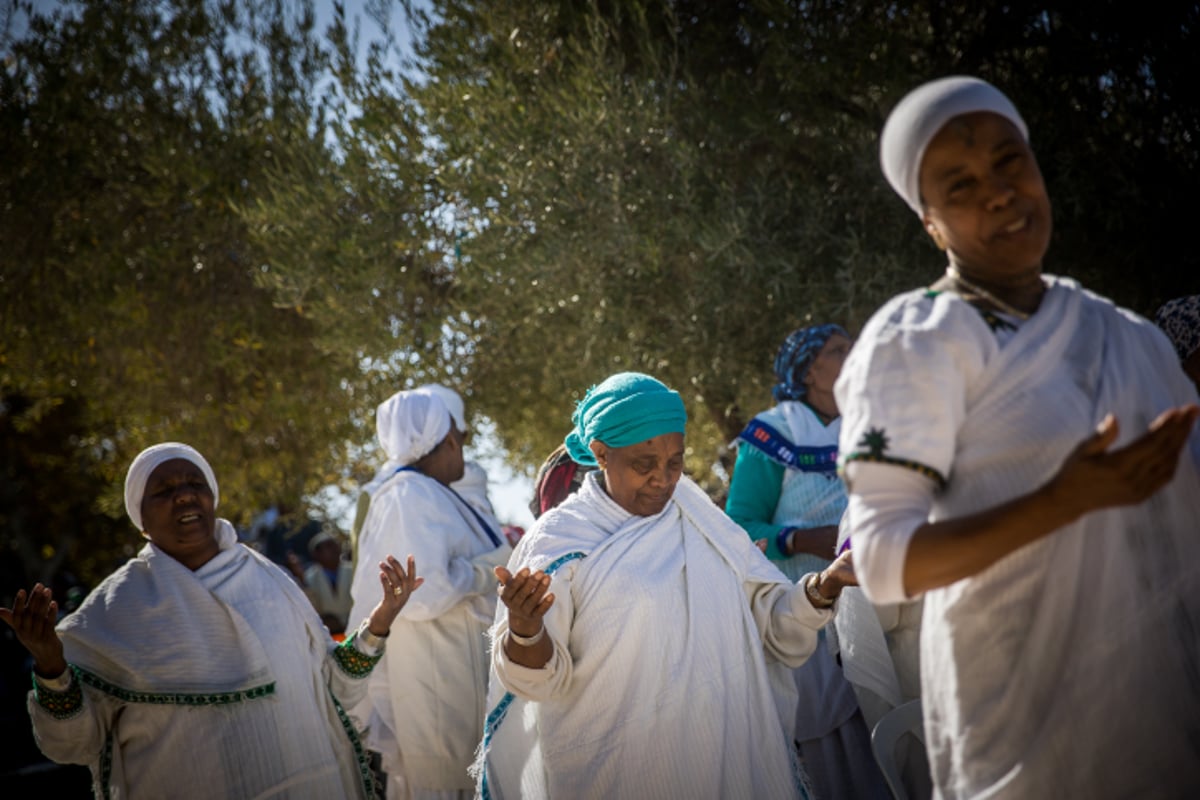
[100,732,114,800]
[330,690,379,798]
[333,632,383,679]
[923,288,942,299]
[32,665,84,720]
[75,665,275,706]
[843,452,946,488]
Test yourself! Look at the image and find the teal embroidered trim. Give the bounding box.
[329,690,379,798]
[31,665,84,720]
[333,631,382,678]
[842,452,946,488]
[75,665,275,706]
[479,550,587,800]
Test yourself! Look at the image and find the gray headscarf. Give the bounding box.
[880,75,1028,215]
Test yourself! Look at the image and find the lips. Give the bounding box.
[176,512,204,525]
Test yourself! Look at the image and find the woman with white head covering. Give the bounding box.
[473,372,857,800]
[347,389,511,800]
[836,76,1200,798]
[1,442,421,799]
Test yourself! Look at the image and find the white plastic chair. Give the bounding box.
[870,698,926,800]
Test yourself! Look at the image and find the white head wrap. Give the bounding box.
[124,442,219,532]
[376,389,453,465]
[880,75,1028,215]
[416,383,467,432]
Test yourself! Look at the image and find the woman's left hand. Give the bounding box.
[816,549,857,601]
[366,555,423,637]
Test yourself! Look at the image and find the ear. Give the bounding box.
[923,216,947,251]
[590,441,608,469]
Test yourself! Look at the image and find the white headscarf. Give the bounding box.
[880,75,1028,215]
[416,382,467,431]
[124,442,219,532]
[375,389,452,465]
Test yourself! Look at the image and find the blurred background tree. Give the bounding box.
[0,0,379,587]
[3,0,1197,587]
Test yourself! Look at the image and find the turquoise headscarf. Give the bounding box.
[564,372,687,466]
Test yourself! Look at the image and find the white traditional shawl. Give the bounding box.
[474,473,814,800]
[46,519,373,799]
[836,275,1200,798]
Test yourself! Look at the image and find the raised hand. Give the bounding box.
[0,584,68,678]
[494,566,555,637]
[1048,406,1199,519]
[366,555,423,637]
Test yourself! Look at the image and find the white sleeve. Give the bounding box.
[842,460,936,605]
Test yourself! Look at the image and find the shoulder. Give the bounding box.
[843,285,994,387]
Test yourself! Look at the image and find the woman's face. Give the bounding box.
[805,333,852,397]
[918,111,1052,281]
[140,458,220,570]
[592,432,685,517]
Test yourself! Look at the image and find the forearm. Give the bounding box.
[785,525,839,559]
[902,483,1082,596]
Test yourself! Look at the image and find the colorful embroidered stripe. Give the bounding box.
[333,631,383,678]
[738,419,839,472]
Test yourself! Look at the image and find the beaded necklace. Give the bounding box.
[945,266,1038,321]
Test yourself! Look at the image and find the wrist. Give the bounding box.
[775,528,795,557]
[507,624,546,647]
[805,573,836,609]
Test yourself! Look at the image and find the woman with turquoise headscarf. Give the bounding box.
[471,372,856,800]
[726,325,891,800]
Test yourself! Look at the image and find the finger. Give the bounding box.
[532,593,555,616]
[406,555,418,585]
[495,565,512,584]
[1080,414,1119,456]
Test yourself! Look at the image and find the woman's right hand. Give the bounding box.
[494,566,555,637]
[1047,406,1199,520]
[0,584,68,678]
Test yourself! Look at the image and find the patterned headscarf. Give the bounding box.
[880,75,1028,215]
[124,442,219,533]
[773,324,850,402]
[564,372,687,467]
[1154,295,1200,361]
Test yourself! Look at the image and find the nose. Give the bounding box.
[984,174,1015,210]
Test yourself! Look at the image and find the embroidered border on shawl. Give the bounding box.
[479,550,587,800]
[75,665,276,706]
[737,419,839,473]
[332,631,383,678]
[329,689,379,799]
[31,666,84,720]
[100,732,114,800]
[842,452,946,488]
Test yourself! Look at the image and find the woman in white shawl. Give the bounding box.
[473,372,857,800]
[1,442,422,799]
[836,75,1200,798]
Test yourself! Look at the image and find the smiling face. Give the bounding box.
[918,111,1053,283]
[591,432,685,517]
[140,458,220,570]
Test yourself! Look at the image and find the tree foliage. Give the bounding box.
[5,0,1198,586]
[0,0,371,587]
[258,0,1195,488]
